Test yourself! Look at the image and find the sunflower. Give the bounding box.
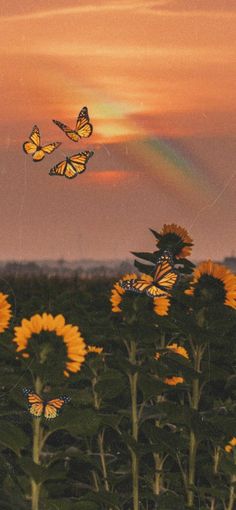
[0,293,12,333]
[156,223,193,258]
[110,273,137,312]
[164,376,184,386]
[225,437,236,453]
[155,343,188,385]
[155,343,189,360]
[87,345,103,354]
[185,261,236,309]
[111,273,171,317]
[13,313,87,377]
[167,343,189,358]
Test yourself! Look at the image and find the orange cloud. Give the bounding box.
[86,169,128,184]
[0,0,235,145]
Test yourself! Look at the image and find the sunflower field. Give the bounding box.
[0,224,236,510]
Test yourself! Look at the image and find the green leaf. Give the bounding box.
[149,228,161,240]
[131,251,157,264]
[95,369,127,399]
[19,458,67,483]
[134,260,154,274]
[72,501,100,510]
[138,374,164,399]
[19,458,46,484]
[89,490,121,508]
[66,408,102,437]
[0,421,29,455]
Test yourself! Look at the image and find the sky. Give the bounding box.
[0,0,235,262]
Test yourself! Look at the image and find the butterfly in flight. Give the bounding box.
[120,250,179,298]
[23,125,61,162]
[53,106,93,142]
[23,388,71,420]
[49,150,94,179]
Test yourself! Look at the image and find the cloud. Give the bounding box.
[149,0,236,15]
[0,1,154,21]
[86,169,128,184]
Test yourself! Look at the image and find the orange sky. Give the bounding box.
[0,0,235,261]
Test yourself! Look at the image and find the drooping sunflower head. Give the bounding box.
[13,313,87,378]
[154,224,193,259]
[87,345,104,354]
[0,293,12,333]
[225,437,236,453]
[185,261,236,309]
[166,343,189,358]
[155,343,189,385]
[110,273,137,313]
[164,376,184,386]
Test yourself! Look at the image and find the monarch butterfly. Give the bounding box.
[49,150,94,179]
[52,106,93,142]
[23,125,61,162]
[23,388,71,420]
[120,251,179,298]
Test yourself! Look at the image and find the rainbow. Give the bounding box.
[127,137,214,204]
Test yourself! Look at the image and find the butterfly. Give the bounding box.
[49,150,94,179]
[23,388,71,420]
[120,250,179,298]
[52,106,93,142]
[23,125,61,162]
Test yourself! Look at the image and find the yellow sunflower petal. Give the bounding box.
[13,313,87,377]
[30,314,43,334]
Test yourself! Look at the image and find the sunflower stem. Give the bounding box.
[98,430,110,491]
[31,377,43,510]
[91,374,110,494]
[227,474,236,510]
[187,344,202,508]
[128,339,139,510]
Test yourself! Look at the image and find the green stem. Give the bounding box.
[98,430,110,491]
[187,345,202,508]
[128,340,139,510]
[91,374,109,493]
[153,453,167,495]
[31,377,43,510]
[210,447,221,510]
[227,474,236,510]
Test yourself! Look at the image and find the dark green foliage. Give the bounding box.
[0,272,235,509]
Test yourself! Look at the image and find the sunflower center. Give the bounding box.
[195,274,226,303]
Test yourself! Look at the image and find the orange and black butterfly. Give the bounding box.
[52,106,93,142]
[49,150,94,179]
[120,251,179,298]
[23,388,71,420]
[23,125,61,162]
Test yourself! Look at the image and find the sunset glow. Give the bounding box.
[0,0,235,261]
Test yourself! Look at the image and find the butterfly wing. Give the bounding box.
[52,119,79,142]
[49,151,94,179]
[30,125,40,146]
[76,106,93,138]
[49,159,67,177]
[121,251,178,299]
[23,388,44,418]
[23,125,40,155]
[32,142,61,162]
[67,150,94,178]
[44,396,71,420]
[151,251,179,295]
[120,278,151,294]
